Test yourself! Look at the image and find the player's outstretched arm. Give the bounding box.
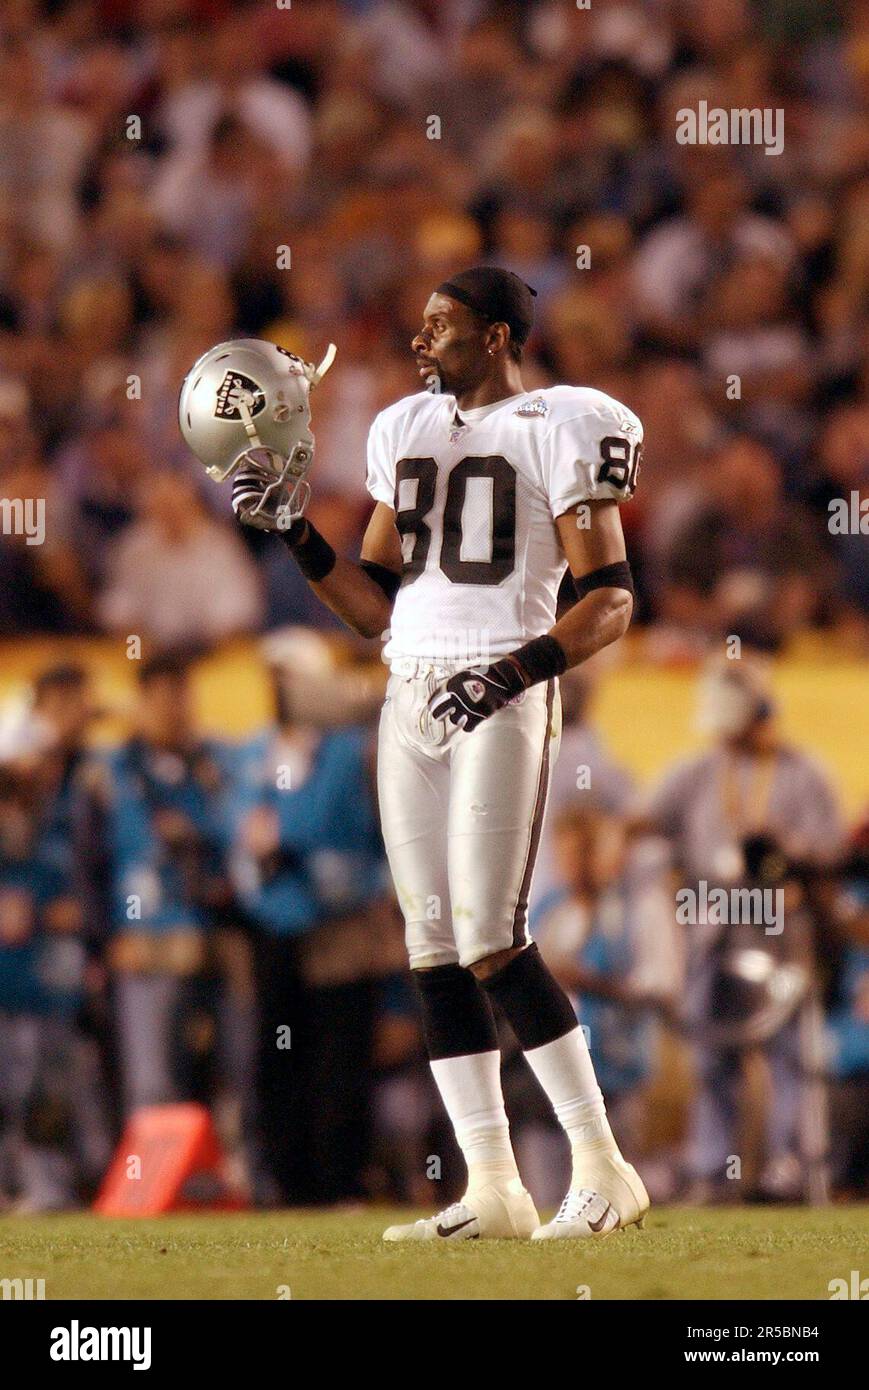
[289,500,402,639]
[233,470,401,639]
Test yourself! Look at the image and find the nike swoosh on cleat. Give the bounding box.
[435,1218,478,1238]
[587,1203,613,1233]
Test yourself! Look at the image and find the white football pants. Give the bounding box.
[377,661,562,970]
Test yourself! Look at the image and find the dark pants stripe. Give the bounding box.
[511,678,555,947]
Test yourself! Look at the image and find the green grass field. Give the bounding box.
[1,1206,867,1300]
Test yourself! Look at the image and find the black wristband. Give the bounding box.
[280,518,337,583]
[509,634,568,688]
[573,559,634,601]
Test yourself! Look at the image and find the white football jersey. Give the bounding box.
[365,385,642,665]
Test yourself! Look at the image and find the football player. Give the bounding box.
[180,266,648,1240]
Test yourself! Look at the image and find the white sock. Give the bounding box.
[523,1027,618,1165]
[430,1051,521,1194]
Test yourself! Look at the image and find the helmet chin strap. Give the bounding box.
[235,393,264,451]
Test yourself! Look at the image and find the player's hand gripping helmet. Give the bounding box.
[178,338,336,529]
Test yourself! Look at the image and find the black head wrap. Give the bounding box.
[436,266,537,346]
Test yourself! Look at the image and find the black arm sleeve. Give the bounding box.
[572,559,634,601]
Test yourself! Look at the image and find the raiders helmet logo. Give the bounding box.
[214,372,266,421]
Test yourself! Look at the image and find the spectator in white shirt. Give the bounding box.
[98,471,263,648]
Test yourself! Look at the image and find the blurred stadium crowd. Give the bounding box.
[0,0,867,646]
[0,0,867,1212]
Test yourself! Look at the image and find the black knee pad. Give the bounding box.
[480,943,577,1051]
[413,963,498,1060]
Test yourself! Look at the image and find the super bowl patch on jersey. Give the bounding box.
[514,396,549,418]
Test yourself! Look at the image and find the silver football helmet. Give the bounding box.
[178,338,336,527]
